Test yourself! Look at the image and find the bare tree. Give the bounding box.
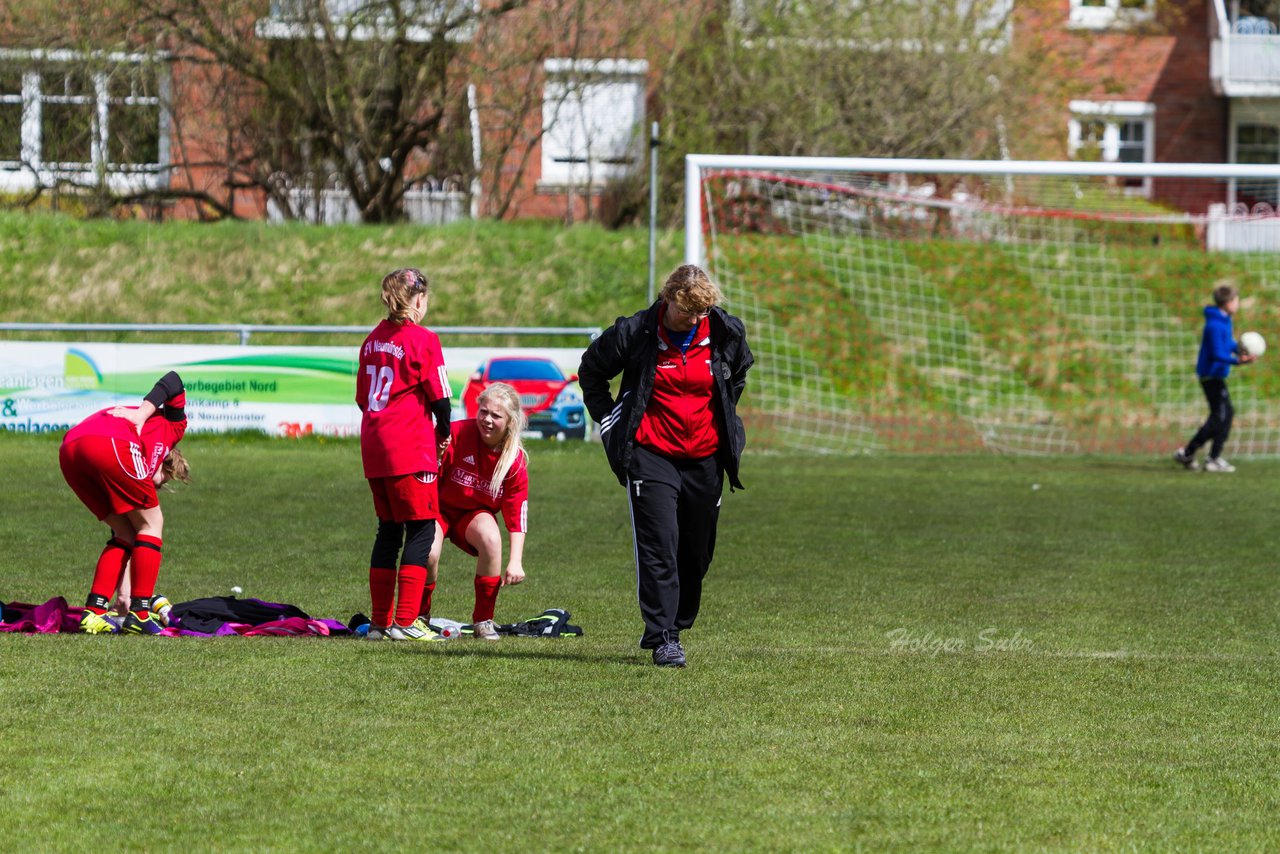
[1,0,658,223]
[651,0,1115,221]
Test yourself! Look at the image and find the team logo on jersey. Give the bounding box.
[365,340,405,359]
[148,442,168,473]
[450,468,498,496]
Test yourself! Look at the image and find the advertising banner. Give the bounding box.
[0,342,587,438]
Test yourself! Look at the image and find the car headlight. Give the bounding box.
[553,385,582,407]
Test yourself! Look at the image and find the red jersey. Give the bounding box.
[63,394,188,481]
[357,319,451,479]
[635,312,721,460]
[439,419,529,533]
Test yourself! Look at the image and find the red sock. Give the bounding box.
[87,537,131,613]
[369,567,396,627]
[395,565,426,627]
[418,580,436,621]
[473,575,501,623]
[129,534,162,617]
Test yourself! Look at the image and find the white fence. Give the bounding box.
[266,187,468,225]
[1206,204,1280,252]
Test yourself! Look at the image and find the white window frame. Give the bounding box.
[1068,100,1155,195]
[1068,0,1156,30]
[0,48,168,194]
[539,58,648,190]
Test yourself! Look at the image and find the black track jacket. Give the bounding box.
[578,301,754,490]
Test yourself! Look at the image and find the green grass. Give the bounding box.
[7,209,1280,451]
[2,434,1279,850]
[0,211,682,346]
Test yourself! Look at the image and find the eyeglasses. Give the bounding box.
[668,302,709,320]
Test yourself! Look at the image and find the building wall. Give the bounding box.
[1019,0,1227,211]
[476,0,715,223]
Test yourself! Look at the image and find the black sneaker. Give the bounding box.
[123,611,164,635]
[652,631,686,667]
[1173,447,1198,471]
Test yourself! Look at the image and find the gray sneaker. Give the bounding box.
[1204,457,1236,473]
[366,625,390,641]
[652,631,686,667]
[1173,448,1198,471]
[471,619,500,641]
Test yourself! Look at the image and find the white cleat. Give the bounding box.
[1204,457,1236,473]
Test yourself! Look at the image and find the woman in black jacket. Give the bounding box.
[578,264,753,667]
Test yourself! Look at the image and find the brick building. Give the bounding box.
[1,1,1276,222]
[0,0,702,223]
[1025,0,1278,212]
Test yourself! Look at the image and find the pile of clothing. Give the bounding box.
[1,597,583,638]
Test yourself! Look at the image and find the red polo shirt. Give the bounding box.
[635,312,721,460]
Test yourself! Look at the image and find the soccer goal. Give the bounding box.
[685,155,1280,455]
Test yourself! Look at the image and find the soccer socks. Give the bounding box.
[394,565,426,627]
[86,537,132,614]
[369,566,397,628]
[418,580,436,621]
[473,575,501,624]
[128,535,163,618]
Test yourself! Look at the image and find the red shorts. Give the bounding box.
[368,472,439,523]
[59,435,158,521]
[439,507,491,557]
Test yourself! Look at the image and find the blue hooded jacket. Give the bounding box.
[1196,305,1240,379]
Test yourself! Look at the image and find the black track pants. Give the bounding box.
[626,445,723,649]
[1185,377,1234,459]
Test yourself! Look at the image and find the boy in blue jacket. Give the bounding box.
[1174,285,1255,472]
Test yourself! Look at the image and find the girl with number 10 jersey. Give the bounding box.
[356,267,453,642]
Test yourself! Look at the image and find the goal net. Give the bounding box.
[686,156,1280,455]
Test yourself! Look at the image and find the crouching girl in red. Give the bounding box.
[423,383,529,641]
[59,371,189,635]
[357,267,453,641]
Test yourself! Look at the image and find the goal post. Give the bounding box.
[684,154,1280,455]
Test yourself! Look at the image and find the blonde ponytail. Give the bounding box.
[381,268,430,324]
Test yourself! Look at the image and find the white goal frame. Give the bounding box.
[683,154,1280,455]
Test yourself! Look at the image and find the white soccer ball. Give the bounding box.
[1241,331,1267,358]
[231,585,243,596]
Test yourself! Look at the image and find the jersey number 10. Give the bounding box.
[366,366,394,412]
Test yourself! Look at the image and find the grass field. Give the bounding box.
[0,212,680,346]
[3,434,1279,850]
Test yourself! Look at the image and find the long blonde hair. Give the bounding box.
[477,382,527,496]
[160,447,190,486]
[381,268,430,324]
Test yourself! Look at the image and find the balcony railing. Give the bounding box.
[1209,0,1280,96]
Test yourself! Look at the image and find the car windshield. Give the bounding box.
[488,359,564,381]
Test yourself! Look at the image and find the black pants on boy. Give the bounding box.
[626,445,723,649]
[1186,377,1234,459]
